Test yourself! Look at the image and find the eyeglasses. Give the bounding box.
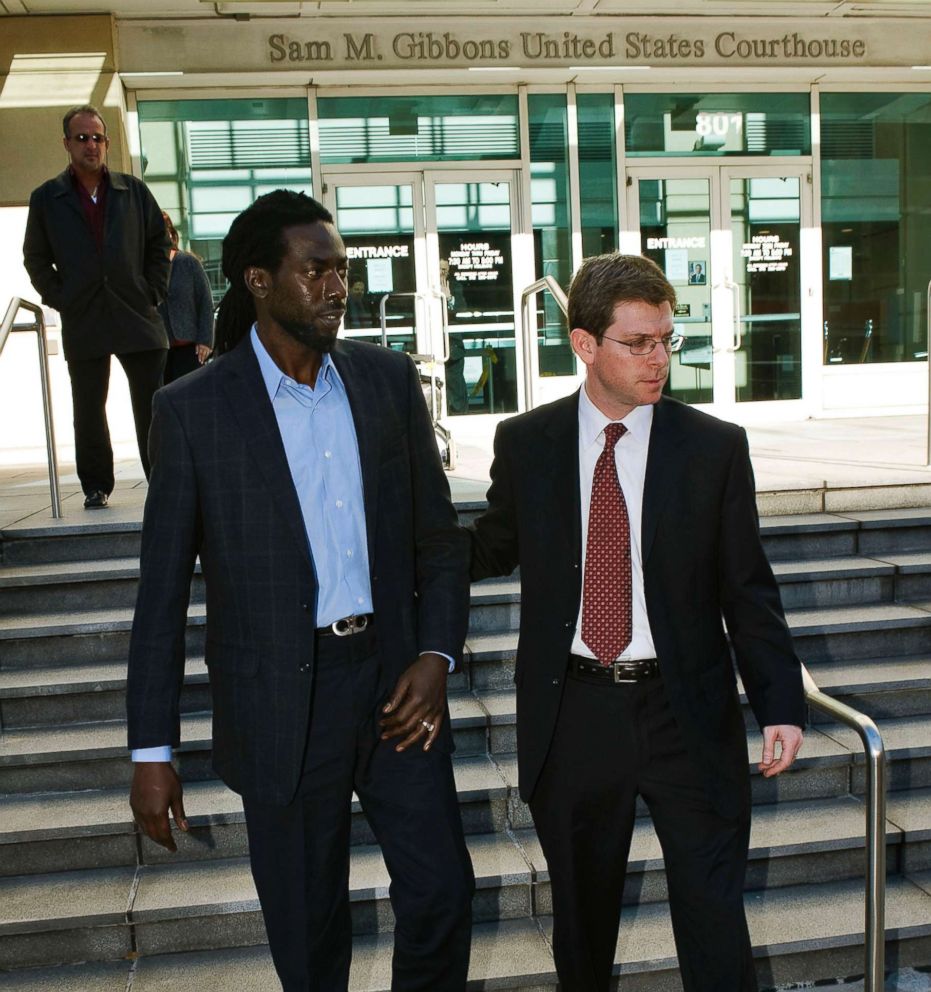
[68,133,108,144]
[601,333,684,356]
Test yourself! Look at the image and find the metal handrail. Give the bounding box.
[801,662,885,991]
[377,289,446,357]
[0,298,62,518]
[519,276,568,411]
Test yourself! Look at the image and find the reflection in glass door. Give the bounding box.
[635,175,714,405]
[426,175,521,416]
[327,178,424,355]
[627,166,809,413]
[726,173,802,403]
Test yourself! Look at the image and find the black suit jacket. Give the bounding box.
[23,169,169,362]
[127,335,470,805]
[470,393,805,818]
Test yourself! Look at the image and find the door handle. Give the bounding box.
[724,278,742,353]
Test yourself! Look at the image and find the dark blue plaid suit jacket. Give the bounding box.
[127,335,470,805]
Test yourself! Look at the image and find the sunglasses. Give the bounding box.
[69,133,108,144]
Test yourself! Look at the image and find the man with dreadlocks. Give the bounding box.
[126,190,474,990]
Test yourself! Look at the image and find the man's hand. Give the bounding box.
[196,344,212,365]
[759,725,804,778]
[380,653,449,752]
[130,762,189,852]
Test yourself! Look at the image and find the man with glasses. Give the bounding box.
[469,253,804,991]
[24,104,169,508]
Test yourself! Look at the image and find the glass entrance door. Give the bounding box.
[425,172,526,418]
[326,170,527,421]
[325,174,427,355]
[625,165,812,417]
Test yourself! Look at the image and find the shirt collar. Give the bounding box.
[250,325,337,401]
[69,164,109,187]
[578,382,654,449]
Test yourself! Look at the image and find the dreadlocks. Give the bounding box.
[214,190,334,355]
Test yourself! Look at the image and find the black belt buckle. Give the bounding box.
[331,614,369,637]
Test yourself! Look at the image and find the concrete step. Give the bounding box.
[0,832,535,969]
[0,558,204,616]
[1,864,929,989]
[462,603,931,691]
[757,509,931,563]
[0,917,554,991]
[0,658,211,729]
[888,788,931,874]
[818,715,931,794]
[805,657,931,722]
[0,694,857,801]
[604,874,931,991]
[488,719,862,831]
[0,547,912,619]
[0,590,522,666]
[4,505,931,571]
[9,647,923,735]
[0,692,491,794]
[0,755,509,877]
[19,589,930,676]
[515,792,917,912]
[876,552,931,602]
[772,555,896,609]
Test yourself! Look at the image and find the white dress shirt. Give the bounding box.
[570,385,658,661]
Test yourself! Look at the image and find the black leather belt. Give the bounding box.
[317,614,374,638]
[568,654,659,685]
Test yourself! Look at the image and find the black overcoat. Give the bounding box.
[23,169,169,361]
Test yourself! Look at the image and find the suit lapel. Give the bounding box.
[330,342,379,566]
[220,338,314,569]
[641,398,689,564]
[543,392,583,565]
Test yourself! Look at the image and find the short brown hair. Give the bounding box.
[63,105,107,137]
[161,211,179,248]
[568,253,676,343]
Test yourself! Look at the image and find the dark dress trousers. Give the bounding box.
[127,336,473,990]
[23,169,169,492]
[470,392,806,991]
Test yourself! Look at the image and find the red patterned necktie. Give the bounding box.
[581,422,632,665]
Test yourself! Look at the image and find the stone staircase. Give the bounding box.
[1,504,931,990]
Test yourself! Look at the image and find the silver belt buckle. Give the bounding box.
[331,614,369,637]
[612,653,638,684]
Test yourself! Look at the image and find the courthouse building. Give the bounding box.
[0,0,929,453]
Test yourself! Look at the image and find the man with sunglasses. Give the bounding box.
[24,104,169,509]
[469,252,805,991]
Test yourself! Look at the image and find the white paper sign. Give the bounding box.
[665,248,689,283]
[366,257,394,294]
[829,246,853,281]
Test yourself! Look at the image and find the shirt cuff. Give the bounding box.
[132,746,173,762]
[420,650,456,674]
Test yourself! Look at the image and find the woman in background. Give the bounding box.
[160,212,214,383]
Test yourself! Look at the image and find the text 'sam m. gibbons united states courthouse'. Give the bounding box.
[1,0,929,446]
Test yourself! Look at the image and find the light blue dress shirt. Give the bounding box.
[133,327,451,763]
[252,326,373,625]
